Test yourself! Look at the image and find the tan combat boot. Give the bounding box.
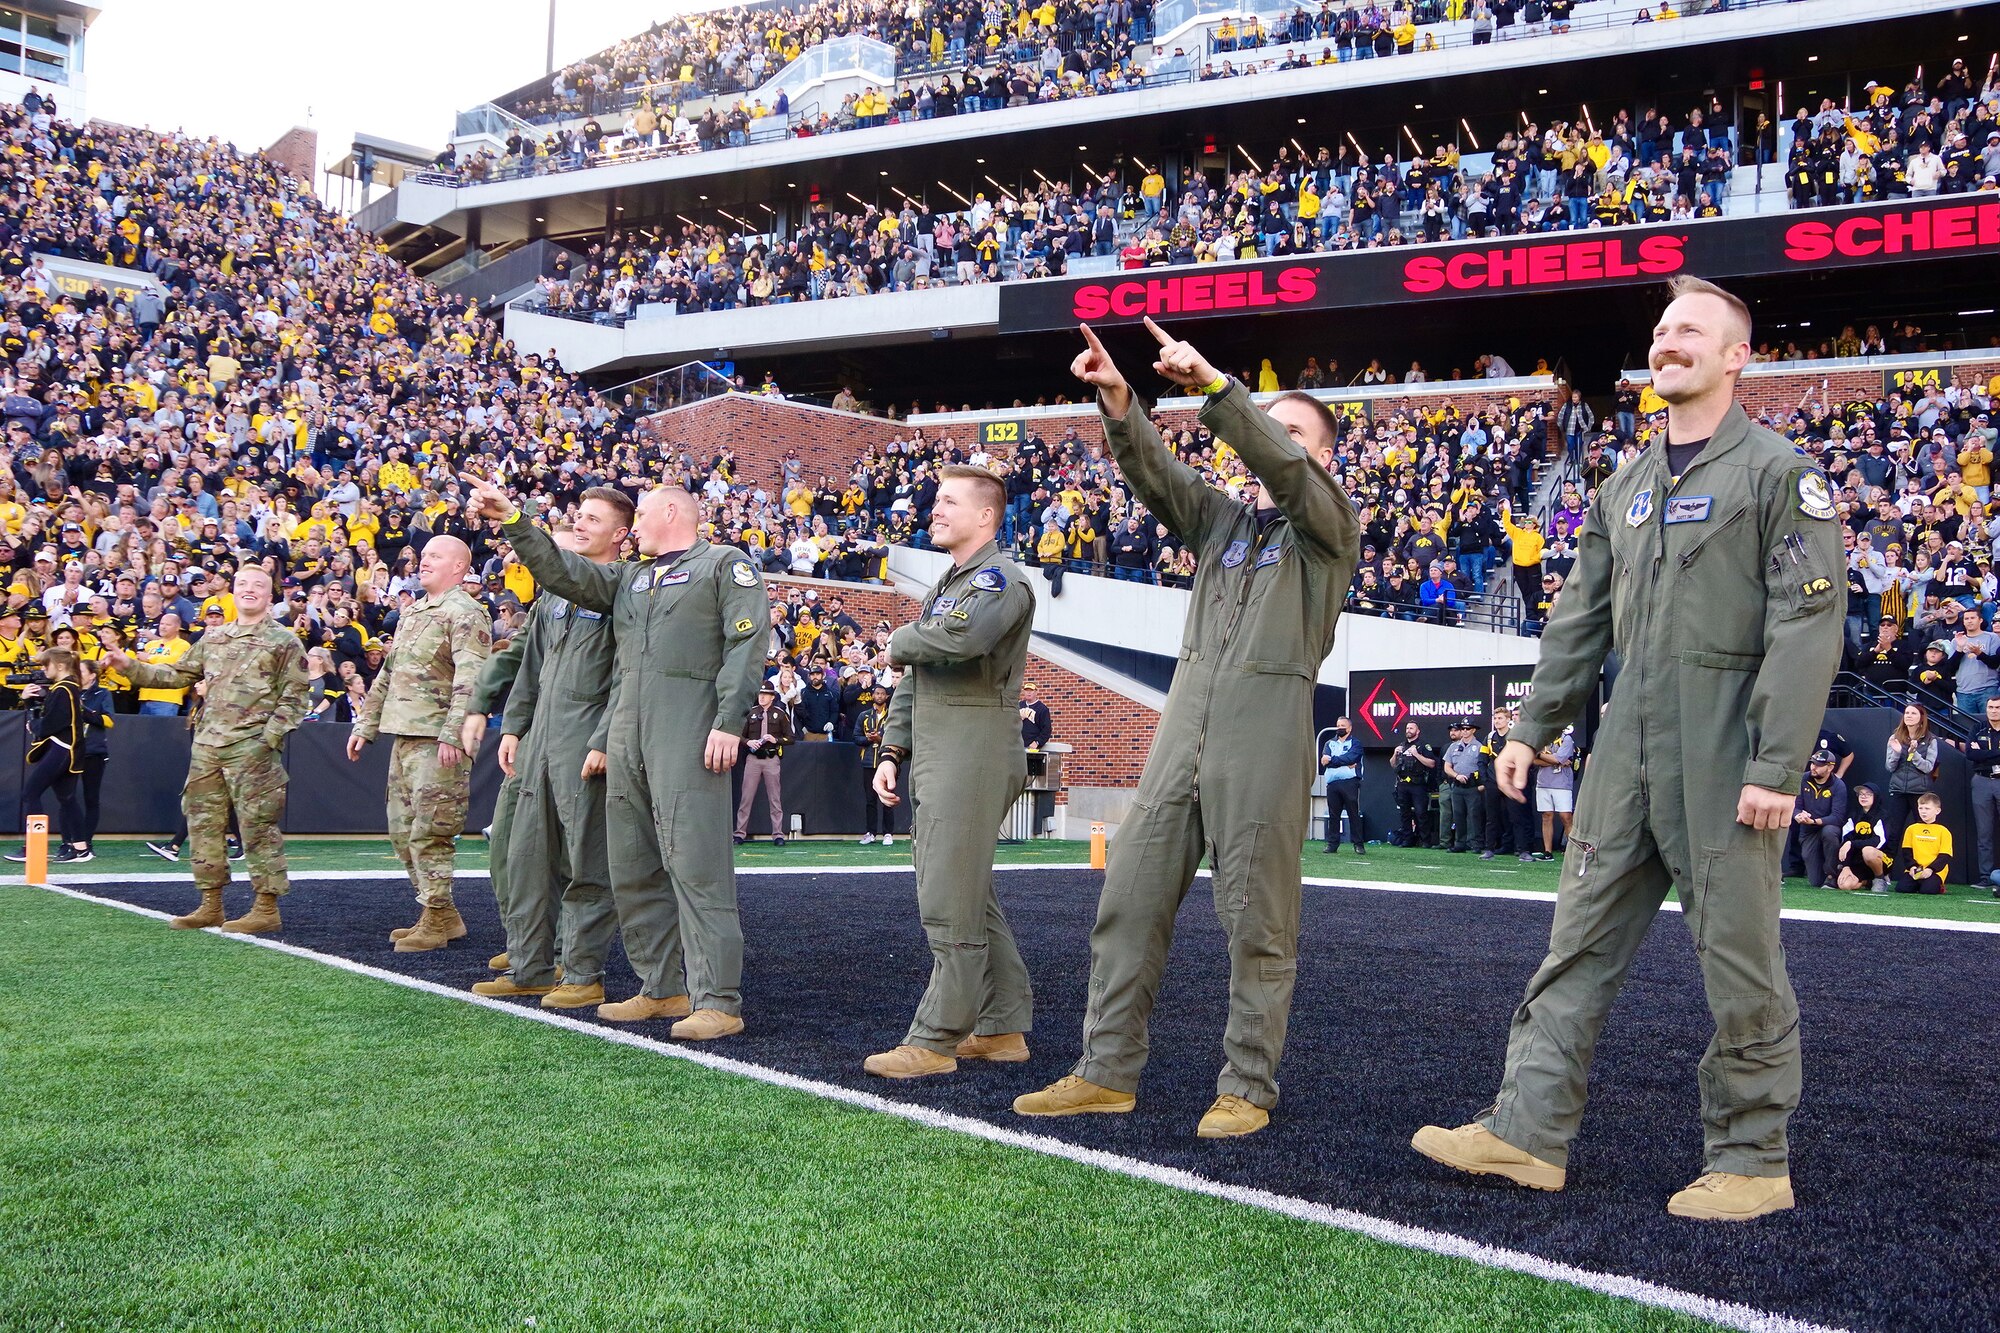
[1410,1124,1567,1191]
[955,1032,1031,1062]
[471,974,559,998]
[390,905,467,944]
[488,951,511,971]
[863,1045,957,1078]
[540,982,606,1010]
[169,889,226,930]
[670,1008,745,1040]
[1197,1094,1270,1139]
[597,993,693,1022]
[1013,1074,1136,1117]
[220,892,282,935]
[393,907,454,953]
[1666,1172,1794,1221]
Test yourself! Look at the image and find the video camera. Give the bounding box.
[5,671,49,688]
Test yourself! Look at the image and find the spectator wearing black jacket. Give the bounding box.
[794,670,840,740]
[4,648,89,863]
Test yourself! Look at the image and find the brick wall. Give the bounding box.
[640,395,905,491]
[263,127,318,193]
[764,571,1157,788]
[1734,358,2000,422]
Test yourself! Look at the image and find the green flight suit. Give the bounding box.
[1482,405,1845,1177]
[470,638,524,935]
[883,539,1037,1055]
[498,590,619,989]
[1076,381,1359,1109]
[502,511,767,1013]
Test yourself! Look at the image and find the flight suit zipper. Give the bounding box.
[1192,526,1267,799]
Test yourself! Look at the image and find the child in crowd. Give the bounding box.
[1895,791,1952,895]
[1836,782,1892,892]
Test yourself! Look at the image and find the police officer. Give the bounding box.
[1391,721,1439,847]
[1414,276,1845,1221]
[863,465,1037,1078]
[1319,716,1365,854]
[460,474,766,1040]
[463,492,629,1009]
[107,567,312,932]
[1440,718,1485,853]
[1960,695,2000,888]
[1014,318,1359,1138]
[348,535,491,953]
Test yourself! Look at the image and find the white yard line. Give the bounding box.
[36,862,2000,933]
[25,879,1847,1333]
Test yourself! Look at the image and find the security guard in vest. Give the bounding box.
[1414,277,1845,1221]
[461,474,767,1041]
[863,464,1037,1078]
[1015,318,1359,1138]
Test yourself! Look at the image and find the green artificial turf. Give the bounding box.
[69,835,2000,923]
[0,887,1712,1333]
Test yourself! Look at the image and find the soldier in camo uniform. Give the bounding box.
[105,567,312,934]
[347,535,491,953]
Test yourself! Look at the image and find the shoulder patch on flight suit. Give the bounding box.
[1664,495,1712,524]
[971,567,1006,592]
[730,561,758,586]
[1625,488,1654,527]
[1221,539,1249,567]
[1797,472,1836,520]
[631,569,653,592]
[659,571,691,586]
[1802,576,1835,597]
[1255,544,1284,569]
[734,617,755,632]
[948,610,969,620]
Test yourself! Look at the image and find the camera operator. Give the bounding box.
[4,649,92,864]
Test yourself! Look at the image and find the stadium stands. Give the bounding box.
[506,49,1998,331]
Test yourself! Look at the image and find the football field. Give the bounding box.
[5,843,1995,1332]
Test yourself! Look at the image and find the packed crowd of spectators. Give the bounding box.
[503,0,1156,124]
[515,55,2000,329]
[468,0,1799,183]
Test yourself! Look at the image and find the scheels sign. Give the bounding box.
[998,195,2000,334]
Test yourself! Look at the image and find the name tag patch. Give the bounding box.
[1255,545,1284,569]
[577,609,603,620]
[933,597,957,614]
[1664,496,1713,524]
[1221,539,1249,568]
[658,571,692,587]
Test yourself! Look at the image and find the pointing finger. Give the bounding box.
[1141,315,1175,347]
[1078,322,1107,355]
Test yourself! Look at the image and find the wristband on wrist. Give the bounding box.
[880,744,910,768]
[1201,374,1230,397]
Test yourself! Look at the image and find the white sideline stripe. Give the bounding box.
[26,879,1845,1333]
[35,864,2000,935]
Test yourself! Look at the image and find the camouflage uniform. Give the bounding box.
[355,588,491,909]
[122,620,312,897]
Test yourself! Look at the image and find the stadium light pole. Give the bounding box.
[546,0,557,76]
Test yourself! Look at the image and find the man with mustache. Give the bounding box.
[1414,276,1846,1221]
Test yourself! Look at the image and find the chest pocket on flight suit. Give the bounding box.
[1671,501,1764,661]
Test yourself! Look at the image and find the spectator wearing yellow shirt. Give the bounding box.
[502,551,536,605]
[1957,437,1994,502]
[136,612,193,715]
[1500,500,1546,626]
[1895,791,1951,894]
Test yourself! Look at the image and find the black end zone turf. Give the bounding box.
[85,868,1999,1331]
